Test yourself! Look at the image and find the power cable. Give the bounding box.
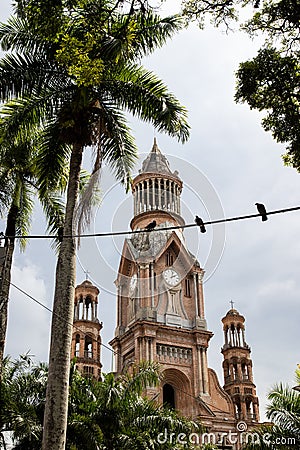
[9,281,118,356]
[1,205,300,240]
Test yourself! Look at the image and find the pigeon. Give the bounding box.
[145,220,156,231]
[255,203,268,221]
[195,216,206,233]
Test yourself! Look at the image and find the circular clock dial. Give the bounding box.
[129,273,137,293]
[163,269,180,286]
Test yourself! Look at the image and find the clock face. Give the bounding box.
[163,268,180,286]
[129,273,137,294]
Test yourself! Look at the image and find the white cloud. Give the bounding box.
[5,261,51,363]
[257,279,297,298]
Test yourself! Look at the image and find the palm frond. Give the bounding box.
[112,11,184,59]
[34,119,71,195]
[121,361,162,398]
[100,63,190,143]
[94,102,138,187]
[15,180,35,250]
[0,15,49,54]
[74,169,102,246]
[39,190,66,252]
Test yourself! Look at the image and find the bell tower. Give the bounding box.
[71,280,102,380]
[221,306,260,424]
[110,140,236,423]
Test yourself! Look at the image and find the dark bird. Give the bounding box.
[145,220,156,231]
[255,203,268,221]
[195,216,206,233]
[58,227,64,242]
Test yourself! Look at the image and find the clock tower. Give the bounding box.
[110,140,259,438]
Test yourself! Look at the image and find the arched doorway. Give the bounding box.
[163,383,175,409]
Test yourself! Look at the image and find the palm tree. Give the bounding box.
[0,353,47,449]
[0,2,190,448]
[244,371,300,449]
[88,362,199,450]
[1,358,199,450]
[0,120,67,382]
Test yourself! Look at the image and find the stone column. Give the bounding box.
[150,262,155,308]
[202,347,209,394]
[91,301,95,321]
[242,328,246,346]
[247,363,253,381]
[74,302,78,321]
[135,184,139,214]
[241,401,247,420]
[158,178,162,209]
[117,284,122,327]
[163,179,167,209]
[253,402,259,421]
[133,187,136,215]
[193,273,199,317]
[175,184,179,214]
[229,362,234,381]
[141,181,145,213]
[237,359,243,381]
[224,327,228,346]
[82,299,85,320]
[80,334,85,358]
[152,178,155,209]
[168,181,172,211]
[198,271,205,318]
[197,345,203,394]
[146,179,150,211]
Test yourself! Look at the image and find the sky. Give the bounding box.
[1,0,300,421]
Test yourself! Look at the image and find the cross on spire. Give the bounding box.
[85,270,91,281]
[230,300,235,309]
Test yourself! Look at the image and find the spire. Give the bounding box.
[131,139,184,229]
[152,137,159,152]
[140,139,178,177]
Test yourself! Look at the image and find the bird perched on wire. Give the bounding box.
[255,203,268,221]
[145,220,156,231]
[195,216,206,233]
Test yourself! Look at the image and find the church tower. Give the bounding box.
[110,140,237,424]
[221,306,260,423]
[71,280,102,379]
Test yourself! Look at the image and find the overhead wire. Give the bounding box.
[1,205,300,240]
[4,204,300,409]
[9,280,118,356]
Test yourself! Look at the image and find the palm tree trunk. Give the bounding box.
[42,142,83,450]
[0,204,17,382]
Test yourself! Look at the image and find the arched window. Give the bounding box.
[163,383,175,409]
[84,335,93,358]
[75,334,80,357]
[85,296,92,320]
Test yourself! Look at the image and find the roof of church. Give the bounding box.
[76,279,100,294]
[140,138,180,179]
[226,308,241,316]
[79,280,93,286]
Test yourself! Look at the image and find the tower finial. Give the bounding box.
[230,300,234,309]
[152,137,159,153]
